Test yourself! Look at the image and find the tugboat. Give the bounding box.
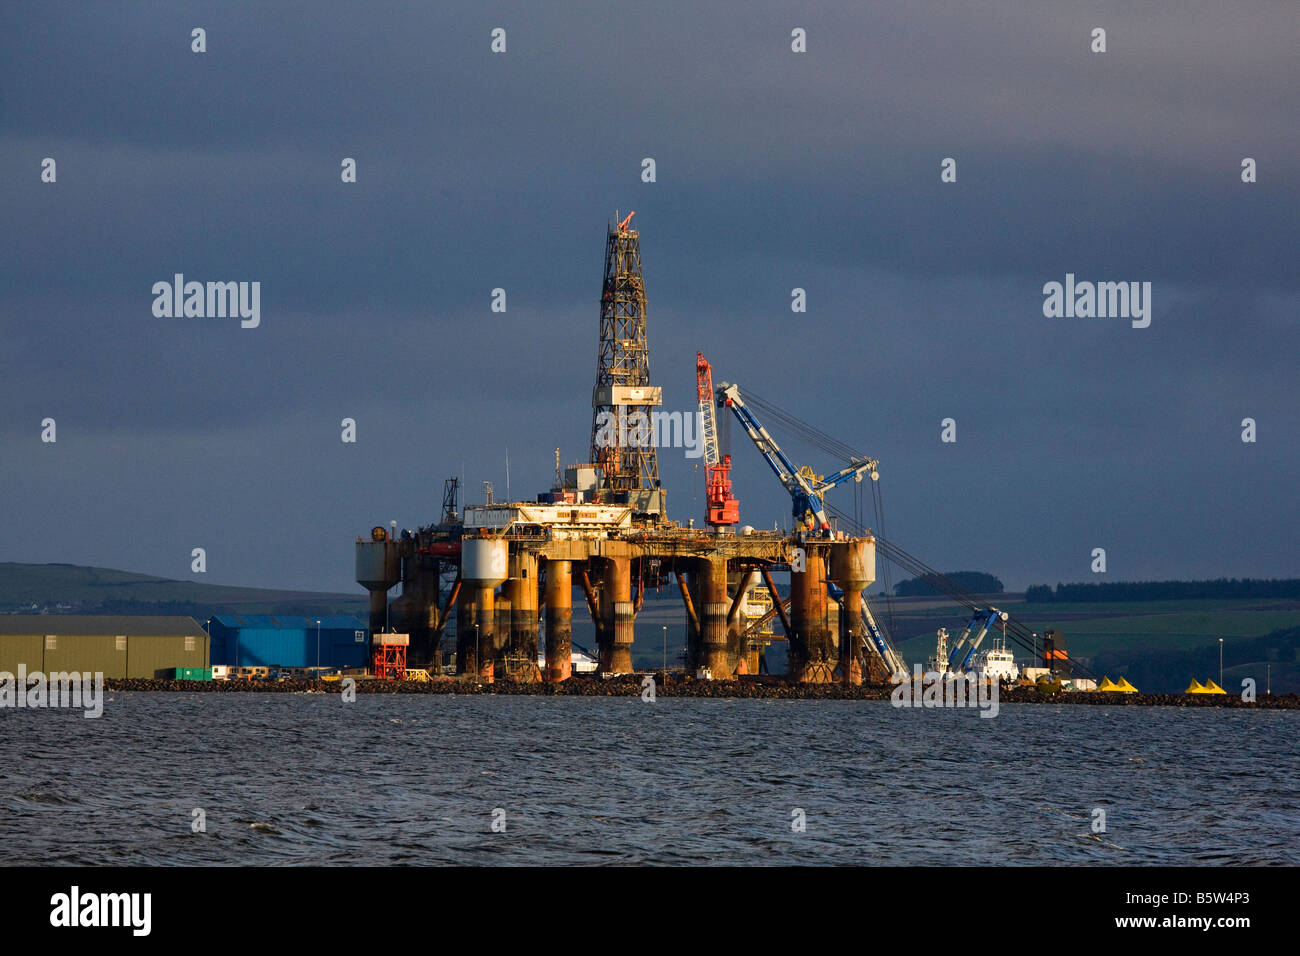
[972,633,1020,683]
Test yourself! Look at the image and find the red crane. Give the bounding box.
[696,351,739,527]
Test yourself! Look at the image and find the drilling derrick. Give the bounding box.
[589,211,665,518]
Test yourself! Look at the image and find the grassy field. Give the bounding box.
[1021,609,1300,656]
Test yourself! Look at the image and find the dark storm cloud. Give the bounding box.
[0,1,1295,590]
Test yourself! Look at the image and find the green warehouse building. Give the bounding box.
[0,616,209,679]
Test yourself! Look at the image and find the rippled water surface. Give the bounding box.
[3,693,1297,865]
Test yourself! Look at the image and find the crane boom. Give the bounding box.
[947,608,1008,672]
[717,381,877,534]
[861,598,907,675]
[696,353,738,527]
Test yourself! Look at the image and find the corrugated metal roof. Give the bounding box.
[212,614,364,630]
[0,615,208,637]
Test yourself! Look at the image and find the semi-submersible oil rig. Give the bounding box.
[355,213,1075,685]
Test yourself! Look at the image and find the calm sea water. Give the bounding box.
[3,693,1296,865]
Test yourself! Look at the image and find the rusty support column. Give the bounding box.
[494,589,511,677]
[790,548,833,682]
[830,539,875,686]
[800,548,832,686]
[803,549,833,682]
[602,556,635,674]
[544,559,572,682]
[835,584,864,686]
[508,552,541,682]
[456,589,476,676]
[699,557,730,678]
[475,585,496,683]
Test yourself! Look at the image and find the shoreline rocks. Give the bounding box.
[100,677,1300,707]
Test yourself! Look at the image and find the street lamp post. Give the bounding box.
[475,623,481,683]
[662,626,667,675]
[1219,637,1223,687]
[316,619,322,669]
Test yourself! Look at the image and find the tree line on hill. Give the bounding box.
[894,572,1004,597]
[1024,578,1300,603]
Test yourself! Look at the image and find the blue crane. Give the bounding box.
[716,382,878,536]
[947,608,1009,672]
[718,380,905,675]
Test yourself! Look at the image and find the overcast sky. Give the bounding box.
[2,1,1296,593]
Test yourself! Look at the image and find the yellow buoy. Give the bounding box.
[1185,679,1206,693]
[1203,680,1227,694]
[1114,677,1139,693]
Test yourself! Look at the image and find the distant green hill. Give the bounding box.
[0,562,367,619]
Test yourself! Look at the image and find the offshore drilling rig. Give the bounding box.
[355,212,898,685]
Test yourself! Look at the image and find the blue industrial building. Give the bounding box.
[208,615,369,669]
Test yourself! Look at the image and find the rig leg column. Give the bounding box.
[415,558,441,669]
[838,585,865,686]
[830,539,877,686]
[700,557,730,679]
[804,549,833,682]
[791,548,833,683]
[508,552,541,682]
[475,586,496,683]
[602,556,635,674]
[544,559,573,682]
[456,590,477,676]
[494,590,511,678]
[368,591,387,638]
